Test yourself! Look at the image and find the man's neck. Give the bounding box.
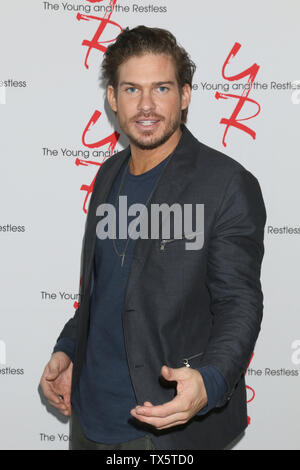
[128,126,182,175]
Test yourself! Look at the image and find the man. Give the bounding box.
[40,26,266,450]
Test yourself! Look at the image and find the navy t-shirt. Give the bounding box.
[54,153,227,443]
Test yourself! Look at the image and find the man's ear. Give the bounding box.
[107,85,118,113]
[181,84,191,112]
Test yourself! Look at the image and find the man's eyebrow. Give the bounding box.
[119,81,176,87]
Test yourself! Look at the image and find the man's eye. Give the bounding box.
[126,87,138,93]
[157,86,169,93]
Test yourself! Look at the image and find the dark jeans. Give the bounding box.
[70,409,156,450]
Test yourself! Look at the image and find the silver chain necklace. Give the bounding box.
[112,158,131,267]
[112,155,170,267]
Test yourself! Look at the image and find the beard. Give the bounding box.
[119,111,182,151]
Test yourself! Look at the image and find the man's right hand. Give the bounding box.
[40,351,73,416]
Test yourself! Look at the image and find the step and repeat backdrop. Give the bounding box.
[0,0,299,450]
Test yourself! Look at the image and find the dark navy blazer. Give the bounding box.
[55,124,266,450]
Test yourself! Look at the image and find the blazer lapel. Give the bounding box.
[123,124,198,307]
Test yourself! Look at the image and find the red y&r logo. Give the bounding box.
[215,42,261,147]
[75,0,121,212]
[77,0,121,70]
[245,352,255,425]
[79,110,120,213]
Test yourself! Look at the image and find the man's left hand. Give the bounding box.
[130,365,208,430]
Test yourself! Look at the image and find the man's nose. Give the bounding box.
[137,90,156,113]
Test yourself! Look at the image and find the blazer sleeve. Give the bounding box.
[195,366,228,415]
[200,168,267,406]
[52,306,81,359]
[52,336,76,362]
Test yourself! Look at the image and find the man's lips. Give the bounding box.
[134,119,161,129]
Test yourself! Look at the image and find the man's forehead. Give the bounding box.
[119,53,176,73]
[117,54,177,86]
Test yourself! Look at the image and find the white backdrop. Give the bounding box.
[0,0,299,450]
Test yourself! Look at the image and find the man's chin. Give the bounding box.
[126,125,180,151]
[130,137,167,151]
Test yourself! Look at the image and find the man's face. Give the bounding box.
[107,53,191,150]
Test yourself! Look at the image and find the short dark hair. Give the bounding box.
[100,25,196,123]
